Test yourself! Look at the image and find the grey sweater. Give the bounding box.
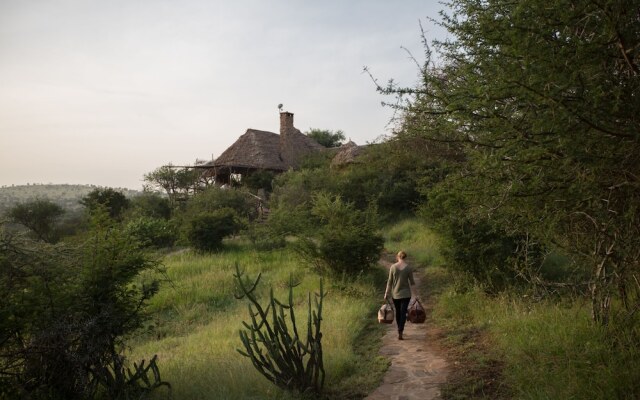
[386,264,415,299]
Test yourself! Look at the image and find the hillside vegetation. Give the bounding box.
[0,184,140,214]
[128,243,389,399]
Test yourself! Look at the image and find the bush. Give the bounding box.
[5,198,65,243]
[245,223,286,251]
[421,185,543,292]
[186,208,240,252]
[129,192,172,220]
[80,187,130,220]
[242,170,276,192]
[0,214,168,399]
[295,193,384,276]
[185,187,256,221]
[125,216,177,248]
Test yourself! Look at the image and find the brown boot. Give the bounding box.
[398,332,403,340]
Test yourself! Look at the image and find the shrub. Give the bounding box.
[125,216,177,248]
[0,214,168,399]
[80,187,130,220]
[245,223,286,251]
[129,192,172,220]
[421,186,543,292]
[5,198,64,243]
[185,187,256,221]
[186,208,240,252]
[242,170,276,192]
[295,193,384,276]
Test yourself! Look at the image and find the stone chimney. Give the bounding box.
[280,111,294,136]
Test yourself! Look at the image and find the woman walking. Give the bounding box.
[383,251,416,340]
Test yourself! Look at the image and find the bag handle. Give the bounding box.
[383,298,395,310]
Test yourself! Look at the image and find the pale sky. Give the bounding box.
[0,0,447,190]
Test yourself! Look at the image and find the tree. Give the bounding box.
[80,187,130,220]
[0,215,168,398]
[384,0,640,324]
[305,128,346,148]
[294,193,384,276]
[143,164,203,207]
[129,192,172,220]
[6,198,64,243]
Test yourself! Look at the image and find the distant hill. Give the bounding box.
[0,184,141,214]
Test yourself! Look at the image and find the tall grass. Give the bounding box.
[431,270,640,399]
[381,219,639,399]
[129,239,388,399]
[382,219,443,267]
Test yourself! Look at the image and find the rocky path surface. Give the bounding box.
[365,262,449,400]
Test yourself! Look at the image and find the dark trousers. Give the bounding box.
[393,297,411,333]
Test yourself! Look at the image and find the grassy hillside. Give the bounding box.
[0,184,141,214]
[128,240,390,399]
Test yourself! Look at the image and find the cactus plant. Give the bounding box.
[234,264,325,394]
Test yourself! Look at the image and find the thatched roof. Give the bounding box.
[206,113,324,179]
[279,126,324,168]
[331,141,365,168]
[209,129,288,171]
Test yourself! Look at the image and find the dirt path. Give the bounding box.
[365,260,449,400]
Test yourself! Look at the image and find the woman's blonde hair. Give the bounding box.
[397,251,407,259]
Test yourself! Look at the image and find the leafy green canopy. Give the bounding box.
[6,198,64,243]
[80,187,130,220]
[395,0,640,322]
[305,128,346,148]
[0,213,167,398]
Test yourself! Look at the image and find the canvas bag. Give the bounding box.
[378,301,394,324]
[408,299,426,323]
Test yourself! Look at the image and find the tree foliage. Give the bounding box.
[80,188,130,221]
[5,198,64,243]
[128,192,172,220]
[305,128,346,148]
[124,217,177,249]
[186,208,241,252]
[381,0,640,323]
[183,187,257,221]
[294,193,384,276]
[143,165,203,207]
[242,170,276,193]
[0,214,168,399]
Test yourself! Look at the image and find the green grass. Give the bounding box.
[381,218,639,399]
[128,238,388,399]
[382,219,444,267]
[429,269,640,400]
[129,218,640,399]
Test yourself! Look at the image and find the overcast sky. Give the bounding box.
[0,0,448,190]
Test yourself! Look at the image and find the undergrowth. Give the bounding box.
[387,218,640,399]
[428,268,640,399]
[128,238,388,399]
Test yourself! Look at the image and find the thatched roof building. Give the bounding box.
[330,141,365,169]
[204,112,323,184]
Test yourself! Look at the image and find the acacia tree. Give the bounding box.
[143,164,203,207]
[383,0,640,324]
[6,198,64,243]
[80,188,130,221]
